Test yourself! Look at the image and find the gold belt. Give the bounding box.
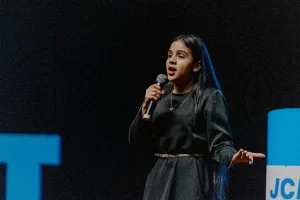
[154,153,203,158]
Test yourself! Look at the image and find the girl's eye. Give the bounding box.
[178,55,184,58]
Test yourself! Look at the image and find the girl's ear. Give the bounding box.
[193,61,201,72]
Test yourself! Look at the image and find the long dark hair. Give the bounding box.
[164,34,229,200]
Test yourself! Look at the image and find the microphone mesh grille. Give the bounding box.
[156,74,168,84]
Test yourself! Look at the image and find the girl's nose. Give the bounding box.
[169,57,176,64]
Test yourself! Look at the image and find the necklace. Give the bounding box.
[170,91,190,111]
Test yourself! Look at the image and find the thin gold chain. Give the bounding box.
[170,92,190,111]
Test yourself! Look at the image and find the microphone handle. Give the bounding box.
[142,82,162,120]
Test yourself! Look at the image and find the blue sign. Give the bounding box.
[267,108,300,166]
[0,134,61,200]
[266,108,300,200]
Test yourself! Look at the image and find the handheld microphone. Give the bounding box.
[143,74,168,120]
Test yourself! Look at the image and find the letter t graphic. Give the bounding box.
[0,134,61,200]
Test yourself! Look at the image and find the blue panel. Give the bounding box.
[0,133,61,200]
[267,108,300,165]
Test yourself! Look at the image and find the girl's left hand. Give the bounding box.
[231,149,266,165]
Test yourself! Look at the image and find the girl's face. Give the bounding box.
[166,40,200,84]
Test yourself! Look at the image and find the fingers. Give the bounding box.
[238,149,265,165]
[236,149,253,165]
[237,149,243,158]
[153,84,161,90]
[252,153,266,159]
[245,151,254,165]
[241,149,247,159]
[232,149,265,166]
[144,84,165,103]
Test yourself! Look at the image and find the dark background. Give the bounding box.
[1,0,300,199]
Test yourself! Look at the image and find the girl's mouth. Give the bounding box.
[168,66,176,76]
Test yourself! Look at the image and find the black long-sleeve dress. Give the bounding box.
[128,87,237,200]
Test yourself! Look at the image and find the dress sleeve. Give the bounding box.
[128,103,155,144]
[204,90,237,165]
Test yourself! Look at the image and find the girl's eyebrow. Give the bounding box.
[168,50,188,55]
[176,50,188,55]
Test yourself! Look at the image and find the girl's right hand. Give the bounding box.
[141,84,165,116]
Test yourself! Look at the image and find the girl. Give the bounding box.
[128,34,265,200]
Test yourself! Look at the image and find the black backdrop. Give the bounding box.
[1,0,300,199]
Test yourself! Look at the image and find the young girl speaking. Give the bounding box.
[128,34,265,200]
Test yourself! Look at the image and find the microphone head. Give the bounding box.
[156,74,168,85]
